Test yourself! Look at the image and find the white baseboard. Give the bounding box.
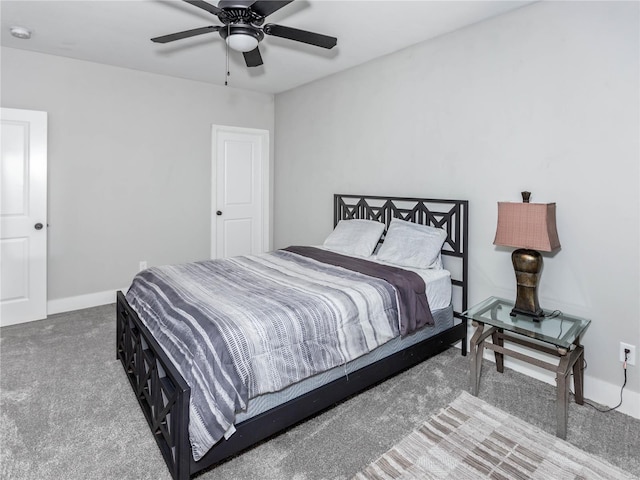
[47,288,127,316]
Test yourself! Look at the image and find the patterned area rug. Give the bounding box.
[353,391,636,480]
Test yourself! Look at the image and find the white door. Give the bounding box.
[1,108,48,326]
[212,126,269,259]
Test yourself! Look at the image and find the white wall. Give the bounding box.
[274,2,639,415]
[1,47,274,309]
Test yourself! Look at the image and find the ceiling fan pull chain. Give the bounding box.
[225,24,230,86]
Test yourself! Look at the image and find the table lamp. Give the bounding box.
[493,192,561,320]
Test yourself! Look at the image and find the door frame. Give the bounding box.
[211,125,270,259]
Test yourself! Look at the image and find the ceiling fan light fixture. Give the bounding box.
[226,33,259,52]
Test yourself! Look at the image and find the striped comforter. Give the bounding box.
[126,248,417,460]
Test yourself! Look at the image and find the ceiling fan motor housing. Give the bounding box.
[218,1,265,26]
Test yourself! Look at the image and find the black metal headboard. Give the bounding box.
[334,194,469,318]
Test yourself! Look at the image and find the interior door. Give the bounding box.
[212,126,269,259]
[1,108,48,326]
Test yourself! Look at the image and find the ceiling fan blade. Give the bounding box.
[243,47,264,67]
[151,26,221,44]
[184,0,223,16]
[263,24,337,49]
[251,1,293,17]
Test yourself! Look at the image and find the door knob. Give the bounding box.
[216,211,223,216]
[34,223,43,230]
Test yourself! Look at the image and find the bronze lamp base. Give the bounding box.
[511,248,544,320]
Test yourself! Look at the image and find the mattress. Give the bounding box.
[404,266,451,311]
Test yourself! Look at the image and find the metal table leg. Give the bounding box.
[572,346,585,405]
[556,352,571,439]
[555,345,584,439]
[470,322,493,396]
[469,322,482,395]
[492,328,504,373]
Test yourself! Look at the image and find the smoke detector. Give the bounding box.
[10,26,32,40]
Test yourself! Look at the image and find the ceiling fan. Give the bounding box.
[151,0,337,68]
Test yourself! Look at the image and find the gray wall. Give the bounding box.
[274,2,639,410]
[1,47,274,301]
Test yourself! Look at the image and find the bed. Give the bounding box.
[116,194,469,480]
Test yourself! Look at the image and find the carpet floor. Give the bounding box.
[1,304,638,480]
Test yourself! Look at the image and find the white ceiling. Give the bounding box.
[1,0,534,95]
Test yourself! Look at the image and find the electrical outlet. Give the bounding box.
[620,342,636,366]
[139,261,148,271]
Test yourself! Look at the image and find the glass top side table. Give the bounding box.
[462,296,591,439]
[463,296,590,350]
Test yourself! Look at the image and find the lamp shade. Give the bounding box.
[494,202,560,252]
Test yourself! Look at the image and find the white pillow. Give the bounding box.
[323,219,385,257]
[376,219,447,269]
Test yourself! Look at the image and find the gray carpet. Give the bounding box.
[1,304,638,480]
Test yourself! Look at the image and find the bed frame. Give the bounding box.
[116,194,469,480]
